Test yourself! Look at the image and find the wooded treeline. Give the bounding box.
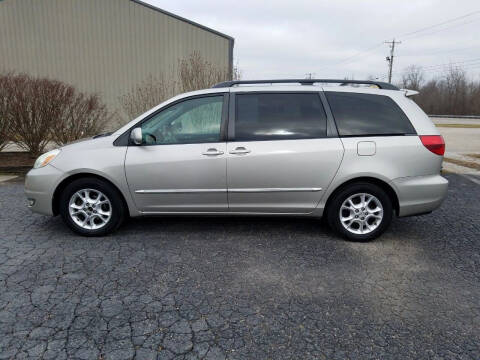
[399,65,480,115]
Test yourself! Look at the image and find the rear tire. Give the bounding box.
[327,182,393,242]
[59,177,125,236]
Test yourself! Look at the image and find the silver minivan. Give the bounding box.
[25,79,448,241]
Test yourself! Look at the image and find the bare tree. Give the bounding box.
[51,92,111,146]
[178,52,226,92]
[0,73,12,151]
[120,52,241,119]
[232,64,242,83]
[444,66,468,115]
[400,64,480,116]
[468,79,480,115]
[6,74,58,156]
[414,79,440,114]
[178,51,240,93]
[4,74,109,156]
[401,65,425,90]
[119,74,175,119]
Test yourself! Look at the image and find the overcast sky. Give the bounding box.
[147,0,480,83]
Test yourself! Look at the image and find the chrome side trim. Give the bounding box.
[229,188,322,193]
[140,211,315,216]
[135,189,226,194]
[135,188,322,194]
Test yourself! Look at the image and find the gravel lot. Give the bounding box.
[0,174,479,360]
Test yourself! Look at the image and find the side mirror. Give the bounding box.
[130,127,142,145]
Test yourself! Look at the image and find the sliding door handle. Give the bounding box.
[229,147,251,155]
[202,148,224,156]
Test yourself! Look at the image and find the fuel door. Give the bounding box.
[357,141,376,156]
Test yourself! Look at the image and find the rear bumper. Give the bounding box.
[393,174,448,217]
[24,165,63,216]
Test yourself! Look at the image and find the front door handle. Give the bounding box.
[202,148,224,156]
[229,147,251,155]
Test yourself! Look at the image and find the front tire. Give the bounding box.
[327,182,393,242]
[59,177,125,236]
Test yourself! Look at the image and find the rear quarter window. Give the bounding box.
[325,92,416,136]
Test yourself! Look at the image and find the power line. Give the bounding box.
[398,10,480,39]
[385,12,480,81]
[422,62,480,73]
[421,57,480,70]
[397,46,476,57]
[320,43,384,68]
[401,17,480,41]
[318,10,480,75]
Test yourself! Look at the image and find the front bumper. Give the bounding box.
[24,165,64,216]
[393,174,449,217]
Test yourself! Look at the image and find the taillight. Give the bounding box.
[420,135,445,156]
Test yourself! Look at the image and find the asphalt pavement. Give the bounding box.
[0,174,479,359]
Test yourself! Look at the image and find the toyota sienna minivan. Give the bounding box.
[25,79,448,241]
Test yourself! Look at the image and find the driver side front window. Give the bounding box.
[140,95,224,145]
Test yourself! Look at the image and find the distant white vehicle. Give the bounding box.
[25,79,447,241]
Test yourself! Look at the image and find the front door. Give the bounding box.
[226,92,344,213]
[125,94,228,213]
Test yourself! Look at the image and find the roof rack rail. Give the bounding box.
[212,79,399,90]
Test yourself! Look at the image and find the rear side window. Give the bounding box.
[235,93,327,141]
[325,92,416,136]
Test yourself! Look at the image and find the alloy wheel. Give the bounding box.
[68,189,112,230]
[339,193,384,235]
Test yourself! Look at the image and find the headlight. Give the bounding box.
[33,149,61,169]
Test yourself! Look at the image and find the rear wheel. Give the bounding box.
[327,182,393,241]
[59,178,125,236]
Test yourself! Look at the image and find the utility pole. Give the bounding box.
[385,39,401,83]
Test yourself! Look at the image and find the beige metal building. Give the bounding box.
[0,0,234,126]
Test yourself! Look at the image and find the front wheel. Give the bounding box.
[59,177,125,236]
[327,183,393,242]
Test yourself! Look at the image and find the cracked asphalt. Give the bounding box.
[0,174,479,360]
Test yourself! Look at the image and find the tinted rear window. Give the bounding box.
[235,93,327,141]
[325,92,416,136]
